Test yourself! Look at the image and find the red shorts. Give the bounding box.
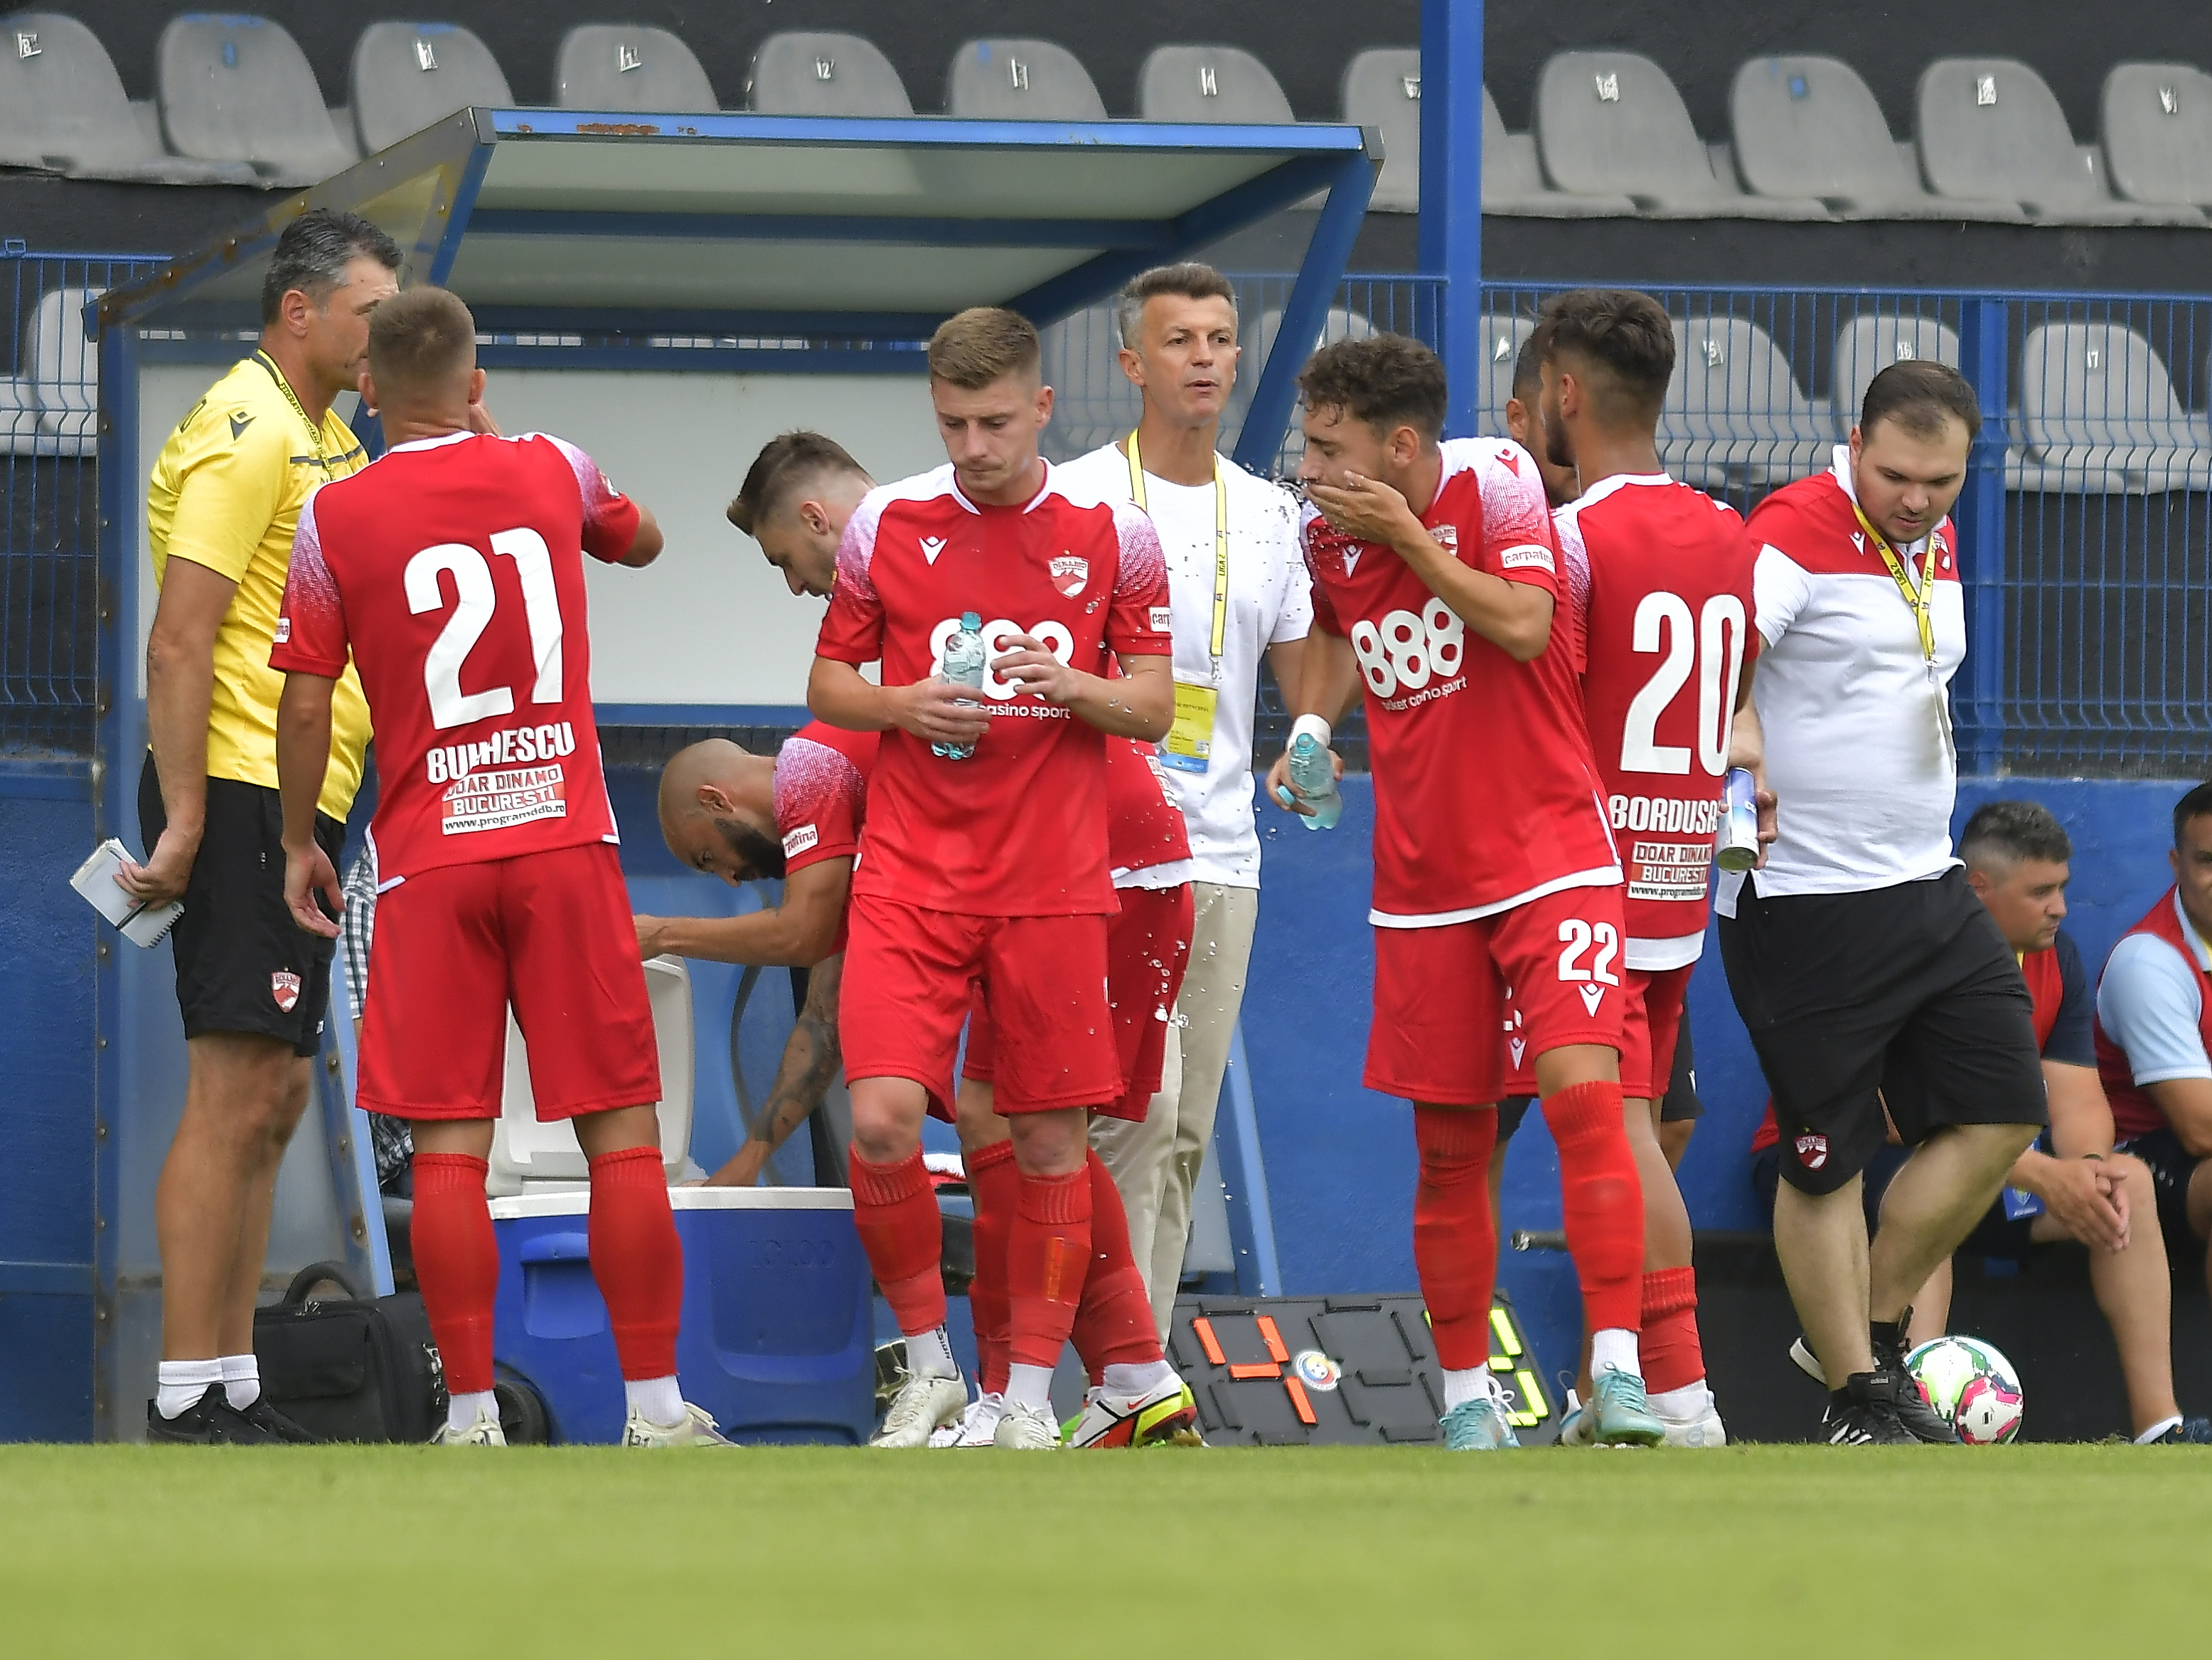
[1367,881,1628,1106]
[1505,959,1692,1100]
[840,895,1121,1114]
[965,883,1194,1122]
[358,841,659,1121]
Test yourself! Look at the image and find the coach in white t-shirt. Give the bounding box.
[1719,361,2045,1445]
[1054,262,1312,1337]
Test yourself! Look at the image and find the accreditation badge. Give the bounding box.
[1160,673,1219,775]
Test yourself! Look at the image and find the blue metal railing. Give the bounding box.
[2,252,163,754]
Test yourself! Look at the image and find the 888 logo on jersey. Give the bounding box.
[1349,597,1467,706]
[928,615,1076,701]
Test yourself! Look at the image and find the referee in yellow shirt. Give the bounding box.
[118,210,400,1442]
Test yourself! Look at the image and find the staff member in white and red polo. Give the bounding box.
[1720,361,2046,1446]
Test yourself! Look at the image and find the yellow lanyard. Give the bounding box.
[1849,499,1939,666]
[1126,429,1229,661]
[255,350,333,474]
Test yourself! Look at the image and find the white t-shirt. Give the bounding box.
[1054,441,1311,888]
[1716,446,1967,914]
[2098,895,2212,1085]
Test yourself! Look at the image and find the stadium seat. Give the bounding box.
[0,11,257,184]
[1533,51,1830,219]
[1473,312,1538,436]
[2014,321,2212,492]
[746,31,912,117]
[1341,48,1421,211]
[1482,87,1634,217]
[944,38,1106,120]
[1915,58,2204,225]
[1832,313,1962,435]
[1138,46,1295,124]
[159,14,357,188]
[555,24,717,113]
[2100,63,2212,210]
[1,286,100,457]
[1661,314,1834,489]
[1039,304,1138,461]
[1729,55,2027,220]
[349,21,511,155]
[1251,305,1377,469]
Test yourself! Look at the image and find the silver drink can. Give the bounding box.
[1715,767,1760,872]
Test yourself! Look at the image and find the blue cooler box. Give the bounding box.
[490,1186,874,1444]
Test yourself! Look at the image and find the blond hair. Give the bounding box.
[927,307,1040,390]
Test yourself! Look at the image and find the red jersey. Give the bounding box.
[1556,474,1758,969]
[813,462,1172,917]
[1302,436,1618,927]
[2096,889,2212,1141]
[773,721,877,957]
[1107,737,1192,883]
[272,430,637,885]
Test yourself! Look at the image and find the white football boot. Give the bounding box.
[992,1398,1064,1449]
[621,1402,734,1447]
[929,1391,1005,1448]
[870,1370,968,1448]
[1658,1387,1729,1448]
[431,1401,507,1447]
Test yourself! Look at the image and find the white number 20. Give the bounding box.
[1619,590,1748,777]
[404,528,565,732]
[1556,918,1622,986]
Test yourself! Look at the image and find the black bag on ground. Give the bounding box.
[252,1260,447,1443]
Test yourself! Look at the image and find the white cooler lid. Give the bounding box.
[488,1185,855,1220]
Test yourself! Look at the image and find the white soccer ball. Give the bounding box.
[1906,1335,2024,1444]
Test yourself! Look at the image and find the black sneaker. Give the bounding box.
[1822,1371,1916,1445]
[2153,1417,2212,1444]
[235,1395,322,1444]
[145,1383,282,1444]
[1870,1311,1961,1444]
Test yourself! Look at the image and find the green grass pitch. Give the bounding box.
[3,1444,2203,1655]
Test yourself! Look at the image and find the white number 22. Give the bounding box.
[1619,590,1748,777]
[1556,918,1622,985]
[404,528,565,732]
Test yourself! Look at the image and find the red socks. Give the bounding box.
[850,1147,947,1338]
[1640,1266,1705,1395]
[1006,1166,1091,1369]
[1542,1081,1645,1335]
[1071,1149,1163,1378]
[1411,1107,1500,1372]
[963,1139,1017,1394]
[410,1152,499,1397]
[587,1145,683,1381]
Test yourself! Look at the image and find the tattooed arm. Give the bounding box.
[702,954,845,1187]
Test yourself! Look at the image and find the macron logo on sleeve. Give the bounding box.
[919,536,947,565]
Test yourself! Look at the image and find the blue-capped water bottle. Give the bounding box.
[933,611,987,761]
[1279,713,1342,831]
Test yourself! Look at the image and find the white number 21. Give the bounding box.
[404,528,565,732]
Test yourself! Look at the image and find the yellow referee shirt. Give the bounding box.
[146,351,373,820]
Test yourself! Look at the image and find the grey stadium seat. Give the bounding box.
[1916,58,2203,225]
[159,14,357,188]
[1038,304,1138,462]
[556,25,716,113]
[2101,63,2212,209]
[747,31,911,117]
[1831,314,1962,436]
[0,12,257,183]
[2014,322,2212,493]
[1729,55,2026,220]
[1534,51,1829,218]
[1660,315,1834,489]
[945,38,1106,120]
[350,22,512,155]
[1,286,100,457]
[1482,86,1634,217]
[1342,48,1421,211]
[1475,312,1536,434]
[1138,46,1294,124]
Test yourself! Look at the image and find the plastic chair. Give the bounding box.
[158,13,356,187]
[555,24,717,114]
[2100,62,2212,209]
[1660,314,1834,489]
[0,11,256,183]
[349,21,511,155]
[1340,48,1421,211]
[944,38,1106,120]
[747,31,912,116]
[1831,314,1962,436]
[1138,45,1295,124]
[2014,321,2212,492]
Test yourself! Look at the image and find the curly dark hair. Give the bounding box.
[1295,333,1447,440]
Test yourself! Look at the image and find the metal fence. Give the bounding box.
[2,251,162,754]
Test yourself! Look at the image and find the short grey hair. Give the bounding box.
[1115,262,1239,349]
[261,209,402,325]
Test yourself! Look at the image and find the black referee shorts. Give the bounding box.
[1719,866,2046,1197]
[139,753,346,1058]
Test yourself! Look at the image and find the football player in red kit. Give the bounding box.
[1270,334,1663,1450]
[271,287,722,1446]
[806,310,1177,1449]
[1525,288,1763,1447]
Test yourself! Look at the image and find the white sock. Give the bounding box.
[1101,1359,1174,1395]
[1650,1381,1709,1421]
[1005,1363,1055,1412]
[447,1390,497,1433]
[1442,1366,1494,1411]
[220,1353,261,1411]
[1591,1328,1640,1379]
[2136,1414,2184,1444]
[904,1325,958,1380]
[156,1358,224,1420]
[625,1375,685,1427]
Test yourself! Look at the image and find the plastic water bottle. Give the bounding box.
[933,611,987,761]
[1281,715,1342,831]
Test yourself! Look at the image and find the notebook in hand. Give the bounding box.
[70,838,183,947]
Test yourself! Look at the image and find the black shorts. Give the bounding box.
[1495,1020,1699,1144]
[1751,1142,2039,1261]
[2114,1127,2207,1268]
[139,754,346,1057]
[1720,867,2046,1197]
